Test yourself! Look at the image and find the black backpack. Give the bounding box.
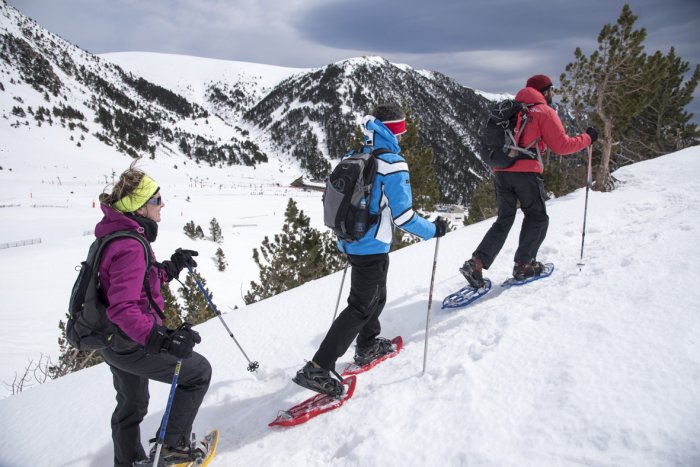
[66,231,161,351]
[323,147,390,241]
[480,99,540,169]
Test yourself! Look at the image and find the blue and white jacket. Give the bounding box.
[339,119,437,255]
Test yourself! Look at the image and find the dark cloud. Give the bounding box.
[295,0,601,53]
[7,0,700,122]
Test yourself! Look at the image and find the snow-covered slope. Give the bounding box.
[1,147,698,466]
[100,51,308,122]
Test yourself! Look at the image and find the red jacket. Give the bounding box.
[495,87,592,173]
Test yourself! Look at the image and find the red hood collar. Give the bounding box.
[515,87,547,106]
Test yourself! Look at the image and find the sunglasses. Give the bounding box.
[145,196,162,206]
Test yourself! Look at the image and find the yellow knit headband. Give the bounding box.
[112,175,160,213]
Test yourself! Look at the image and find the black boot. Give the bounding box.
[292,361,343,396]
[512,259,544,281]
[354,337,394,367]
[459,256,485,289]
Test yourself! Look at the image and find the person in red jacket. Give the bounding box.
[461,74,597,286]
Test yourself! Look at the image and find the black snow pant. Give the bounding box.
[474,171,549,269]
[100,345,212,467]
[313,253,389,371]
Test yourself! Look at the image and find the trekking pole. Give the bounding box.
[152,359,182,467]
[186,267,260,372]
[331,261,349,323]
[578,145,593,269]
[421,237,440,376]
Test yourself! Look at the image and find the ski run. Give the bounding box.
[1,147,699,465]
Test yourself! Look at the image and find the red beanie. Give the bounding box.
[526,74,553,91]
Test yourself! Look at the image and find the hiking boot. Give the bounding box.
[459,257,485,289]
[512,260,545,281]
[140,439,200,467]
[143,437,208,466]
[292,361,344,396]
[354,337,394,367]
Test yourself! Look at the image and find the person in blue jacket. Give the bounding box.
[293,103,447,396]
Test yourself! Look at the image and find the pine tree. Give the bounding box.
[244,198,345,304]
[391,229,420,251]
[209,218,223,243]
[400,108,440,212]
[560,5,653,191]
[215,247,227,271]
[50,317,103,377]
[179,272,212,325]
[183,220,198,239]
[465,176,498,225]
[622,48,700,158]
[161,282,183,329]
[195,225,205,240]
[347,125,364,150]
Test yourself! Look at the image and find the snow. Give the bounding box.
[0,121,322,389]
[472,89,513,102]
[1,134,699,465]
[100,51,308,106]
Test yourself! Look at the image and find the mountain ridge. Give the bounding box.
[2,2,492,203]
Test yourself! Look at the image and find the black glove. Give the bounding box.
[144,323,201,359]
[162,248,198,279]
[433,216,447,238]
[144,324,169,355]
[165,323,201,359]
[585,127,598,144]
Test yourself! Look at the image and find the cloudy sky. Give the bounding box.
[8,0,700,120]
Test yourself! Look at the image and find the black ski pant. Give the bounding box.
[313,253,389,371]
[474,171,549,269]
[101,346,212,467]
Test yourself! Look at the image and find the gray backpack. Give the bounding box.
[323,147,389,241]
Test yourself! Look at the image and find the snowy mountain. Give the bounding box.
[241,56,489,202]
[1,146,699,466]
[100,51,308,125]
[0,2,273,168]
[2,2,491,204]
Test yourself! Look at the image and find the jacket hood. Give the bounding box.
[364,119,401,153]
[95,204,145,238]
[515,87,547,106]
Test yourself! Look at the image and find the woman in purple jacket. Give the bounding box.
[96,165,211,467]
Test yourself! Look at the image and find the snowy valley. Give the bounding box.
[1,1,699,465]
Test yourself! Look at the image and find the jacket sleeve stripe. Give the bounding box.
[377,159,409,175]
[394,207,415,226]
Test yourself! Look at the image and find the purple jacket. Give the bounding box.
[95,204,165,346]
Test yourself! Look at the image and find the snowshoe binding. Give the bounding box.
[292,361,344,397]
[353,337,395,367]
[135,430,215,466]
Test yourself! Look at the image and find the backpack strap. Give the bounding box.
[366,147,393,226]
[371,148,392,157]
[97,231,164,319]
[505,103,541,160]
